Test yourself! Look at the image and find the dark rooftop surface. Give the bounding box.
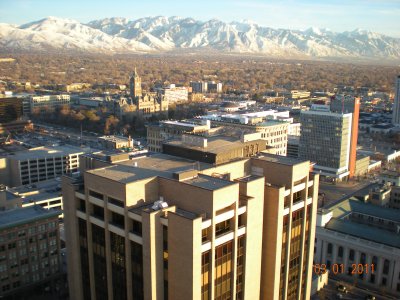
[164,135,253,154]
[329,198,400,223]
[0,205,60,230]
[325,218,400,249]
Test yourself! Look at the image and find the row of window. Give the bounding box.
[326,244,391,273]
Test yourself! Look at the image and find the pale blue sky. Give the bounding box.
[1,0,399,37]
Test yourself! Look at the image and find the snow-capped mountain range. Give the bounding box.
[1,16,399,60]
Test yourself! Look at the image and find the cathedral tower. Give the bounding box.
[129,67,142,100]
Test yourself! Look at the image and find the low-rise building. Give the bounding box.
[0,145,86,187]
[0,206,61,298]
[163,134,270,165]
[379,170,400,186]
[159,86,189,103]
[290,90,311,99]
[369,184,391,206]
[8,179,64,218]
[30,95,70,113]
[315,198,400,298]
[201,116,289,156]
[98,135,133,150]
[147,120,211,153]
[354,155,370,177]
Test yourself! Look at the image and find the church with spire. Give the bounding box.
[128,68,168,117]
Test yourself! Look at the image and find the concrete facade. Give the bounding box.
[0,206,61,298]
[0,146,85,187]
[63,152,318,300]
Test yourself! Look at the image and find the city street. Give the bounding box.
[313,277,398,300]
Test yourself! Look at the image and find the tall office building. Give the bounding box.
[299,107,353,180]
[330,96,360,178]
[63,150,318,300]
[0,97,23,123]
[190,81,208,93]
[0,97,30,134]
[392,75,400,125]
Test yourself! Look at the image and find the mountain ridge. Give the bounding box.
[1,16,399,61]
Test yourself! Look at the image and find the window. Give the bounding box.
[327,243,333,255]
[111,212,124,228]
[89,190,103,200]
[202,251,210,300]
[92,205,104,220]
[79,199,86,212]
[108,197,124,207]
[132,220,142,237]
[360,253,366,264]
[215,219,231,237]
[214,241,232,300]
[383,259,390,274]
[338,246,343,258]
[349,249,355,261]
[202,227,210,243]
[370,274,375,283]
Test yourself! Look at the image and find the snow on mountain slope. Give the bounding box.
[1,17,152,53]
[1,16,399,60]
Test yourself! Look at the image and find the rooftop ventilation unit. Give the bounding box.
[152,198,168,211]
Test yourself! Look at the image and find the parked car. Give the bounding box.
[337,284,348,293]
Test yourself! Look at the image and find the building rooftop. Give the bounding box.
[0,205,60,230]
[87,153,212,183]
[235,175,264,183]
[0,190,20,202]
[172,208,199,220]
[328,198,400,223]
[254,153,308,166]
[379,170,399,177]
[325,218,400,249]
[257,120,289,127]
[9,145,86,160]
[82,151,130,163]
[301,110,352,118]
[98,135,130,143]
[183,174,236,191]
[6,178,62,204]
[165,135,259,154]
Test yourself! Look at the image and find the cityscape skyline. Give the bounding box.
[1,0,400,37]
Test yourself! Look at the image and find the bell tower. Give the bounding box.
[129,67,142,99]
